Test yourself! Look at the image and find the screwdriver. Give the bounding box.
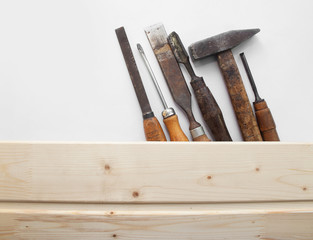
[240,52,279,141]
[137,43,189,141]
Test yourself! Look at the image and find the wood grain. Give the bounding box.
[163,115,189,141]
[1,201,313,239]
[254,100,280,141]
[143,116,167,141]
[0,142,312,203]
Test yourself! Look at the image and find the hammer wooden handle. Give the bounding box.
[191,77,232,141]
[163,115,189,141]
[254,100,279,141]
[143,116,167,141]
[217,50,262,141]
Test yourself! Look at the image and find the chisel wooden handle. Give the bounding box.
[217,50,262,141]
[191,77,232,141]
[163,115,189,141]
[143,115,167,141]
[254,100,279,141]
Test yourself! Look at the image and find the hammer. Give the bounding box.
[189,29,262,141]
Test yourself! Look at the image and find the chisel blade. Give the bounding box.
[144,23,191,112]
[115,27,152,116]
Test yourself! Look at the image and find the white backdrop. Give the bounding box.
[0,0,312,141]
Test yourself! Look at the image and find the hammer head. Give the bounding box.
[189,29,260,60]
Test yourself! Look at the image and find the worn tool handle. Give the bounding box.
[191,77,232,141]
[189,122,211,142]
[143,115,167,141]
[163,115,189,141]
[217,50,262,141]
[254,100,279,141]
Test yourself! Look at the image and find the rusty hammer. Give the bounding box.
[189,29,262,141]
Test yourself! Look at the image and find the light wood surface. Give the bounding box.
[1,201,313,239]
[0,142,312,203]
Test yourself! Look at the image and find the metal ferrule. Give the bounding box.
[143,111,154,119]
[190,126,205,139]
[162,108,175,119]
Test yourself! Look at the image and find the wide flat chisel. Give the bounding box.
[137,43,189,141]
[145,23,211,142]
[240,52,279,141]
[168,32,232,141]
[115,26,166,141]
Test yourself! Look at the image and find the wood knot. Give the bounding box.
[112,234,117,238]
[110,211,114,215]
[255,167,260,172]
[105,164,111,170]
[132,191,139,198]
[207,176,212,180]
[303,187,307,191]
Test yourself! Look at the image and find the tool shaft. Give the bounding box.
[217,50,262,141]
[137,44,168,109]
[240,53,262,102]
[115,27,166,141]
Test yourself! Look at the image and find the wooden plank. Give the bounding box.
[0,142,312,203]
[1,201,313,240]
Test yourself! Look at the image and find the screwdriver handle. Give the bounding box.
[163,114,189,141]
[253,100,280,141]
[191,77,232,141]
[143,114,167,141]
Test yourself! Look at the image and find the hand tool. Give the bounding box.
[145,23,210,142]
[168,32,232,141]
[137,43,189,141]
[240,52,280,141]
[189,29,262,141]
[115,26,166,141]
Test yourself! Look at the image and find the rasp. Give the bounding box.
[115,26,166,141]
[145,23,210,141]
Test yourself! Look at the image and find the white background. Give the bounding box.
[0,0,312,141]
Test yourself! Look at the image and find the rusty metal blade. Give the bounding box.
[115,27,152,116]
[189,29,260,60]
[168,31,189,65]
[144,24,191,114]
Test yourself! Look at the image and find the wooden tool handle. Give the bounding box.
[191,77,232,141]
[143,116,167,141]
[217,50,262,141]
[254,100,280,141]
[163,115,189,141]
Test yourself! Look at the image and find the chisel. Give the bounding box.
[137,43,188,141]
[115,27,166,141]
[145,23,211,142]
[168,32,232,141]
[240,52,279,141]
